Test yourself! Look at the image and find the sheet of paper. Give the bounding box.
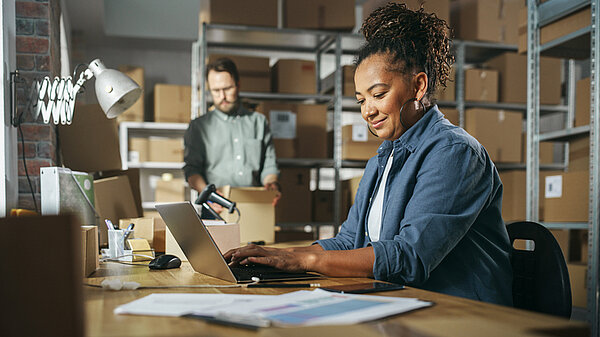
[214,289,431,327]
[115,289,432,327]
[114,293,273,317]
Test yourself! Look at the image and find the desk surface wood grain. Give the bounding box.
[84,261,588,337]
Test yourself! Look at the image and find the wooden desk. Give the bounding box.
[84,262,588,337]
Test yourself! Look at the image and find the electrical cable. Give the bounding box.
[83,277,263,291]
[235,207,241,224]
[17,120,39,213]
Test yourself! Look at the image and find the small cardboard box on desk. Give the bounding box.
[81,225,99,277]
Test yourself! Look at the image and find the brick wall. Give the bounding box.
[15,0,61,210]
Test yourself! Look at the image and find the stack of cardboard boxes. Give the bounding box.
[199,0,356,31]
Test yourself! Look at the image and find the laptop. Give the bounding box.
[155,202,320,283]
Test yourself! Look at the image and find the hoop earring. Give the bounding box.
[367,122,378,137]
[399,98,426,130]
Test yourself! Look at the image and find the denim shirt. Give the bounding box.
[317,106,513,306]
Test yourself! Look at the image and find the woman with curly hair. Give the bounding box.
[225,3,512,306]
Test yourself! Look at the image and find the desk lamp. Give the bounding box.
[12,59,141,125]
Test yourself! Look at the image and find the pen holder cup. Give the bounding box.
[108,229,133,259]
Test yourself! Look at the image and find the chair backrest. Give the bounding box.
[507,221,572,318]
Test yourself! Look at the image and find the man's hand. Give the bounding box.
[264,181,281,206]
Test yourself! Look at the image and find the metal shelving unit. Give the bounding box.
[527,0,599,333]
[192,23,345,230]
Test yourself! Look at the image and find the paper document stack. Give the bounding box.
[115,289,432,328]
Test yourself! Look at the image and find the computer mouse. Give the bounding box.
[148,254,181,270]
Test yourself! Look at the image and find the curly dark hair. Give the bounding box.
[356,3,454,103]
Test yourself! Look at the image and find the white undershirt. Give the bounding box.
[367,149,394,242]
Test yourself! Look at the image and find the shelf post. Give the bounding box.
[333,34,343,233]
[589,0,600,333]
[526,0,540,223]
[199,22,208,117]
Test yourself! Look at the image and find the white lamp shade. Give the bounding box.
[88,59,142,119]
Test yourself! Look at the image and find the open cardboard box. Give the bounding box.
[220,186,278,244]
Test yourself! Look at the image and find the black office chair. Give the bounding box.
[507,221,572,318]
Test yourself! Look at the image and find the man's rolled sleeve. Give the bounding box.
[260,119,279,182]
[183,123,205,181]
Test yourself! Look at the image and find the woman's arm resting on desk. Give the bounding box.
[223,244,375,277]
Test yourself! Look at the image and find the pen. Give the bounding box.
[104,219,115,230]
[123,223,134,242]
[246,283,320,288]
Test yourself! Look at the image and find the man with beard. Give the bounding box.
[184,57,280,215]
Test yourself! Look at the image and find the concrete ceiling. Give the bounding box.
[63,0,197,51]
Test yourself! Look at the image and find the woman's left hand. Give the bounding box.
[223,244,316,273]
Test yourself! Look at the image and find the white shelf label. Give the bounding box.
[352,124,368,142]
[545,175,563,199]
[270,110,296,139]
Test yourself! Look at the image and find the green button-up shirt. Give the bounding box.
[183,106,279,188]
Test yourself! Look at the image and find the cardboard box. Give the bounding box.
[272,59,316,94]
[148,137,184,162]
[208,54,271,93]
[204,221,242,253]
[363,0,450,26]
[126,238,154,261]
[199,0,277,27]
[576,77,590,127]
[94,169,144,217]
[166,219,241,260]
[58,104,122,172]
[337,124,382,160]
[117,65,144,122]
[519,6,590,56]
[567,263,588,308]
[119,217,156,248]
[0,215,84,337]
[465,68,498,102]
[154,84,191,123]
[550,229,570,262]
[543,171,589,222]
[569,229,589,263]
[500,170,555,222]
[521,133,554,164]
[340,175,362,218]
[321,65,356,97]
[285,0,355,31]
[273,139,297,158]
[275,229,315,242]
[81,225,99,277]
[452,0,521,44]
[221,186,278,243]
[437,66,455,102]
[143,210,166,253]
[444,108,459,126]
[258,103,328,158]
[499,170,526,222]
[484,52,562,105]
[155,178,186,202]
[569,136,589,172]
[129,137,149,163]
[465,108,522,163]
[94,175,140,246]
[275,168,312,223]
[312,190,334,222]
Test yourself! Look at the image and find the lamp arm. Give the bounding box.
[34,68,93,125]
